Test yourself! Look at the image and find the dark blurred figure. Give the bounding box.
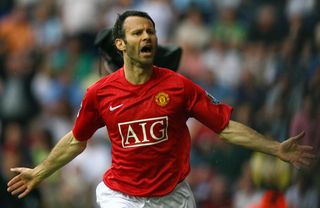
[0,51,40,133]
[247,5,287,48]
[0,123,42,207]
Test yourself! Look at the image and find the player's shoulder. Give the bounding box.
[154,66,195,87]
[153,66,186,81]
[87,69,122,91]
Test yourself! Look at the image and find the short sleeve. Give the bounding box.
[182,76,233,133]
[72,86,105,141]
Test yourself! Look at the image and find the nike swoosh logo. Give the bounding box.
[109,104,123,111]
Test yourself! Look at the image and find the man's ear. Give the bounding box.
[115,39,126,52]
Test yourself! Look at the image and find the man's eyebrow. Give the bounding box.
[130,28,143,33]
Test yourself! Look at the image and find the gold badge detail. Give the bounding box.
[155,92,170,107]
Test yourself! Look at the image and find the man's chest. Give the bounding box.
[97,84,187,148]
[99,83,185,123]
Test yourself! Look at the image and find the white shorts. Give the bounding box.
[96,180,196,208]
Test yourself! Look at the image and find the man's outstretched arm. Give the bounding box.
[7,131,87,198]
[219,120,316,169]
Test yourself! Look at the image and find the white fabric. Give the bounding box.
[96,180,196,208]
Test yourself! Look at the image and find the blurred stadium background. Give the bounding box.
[0,0,319,207]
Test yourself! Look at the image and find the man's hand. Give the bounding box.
[7,167,41,198]
[278,132,316,169]
[6,131,86,199]
[220,121,317,169]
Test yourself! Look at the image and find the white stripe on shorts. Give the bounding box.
[96,180,196,208]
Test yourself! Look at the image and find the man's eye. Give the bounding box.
[133,31,141,35]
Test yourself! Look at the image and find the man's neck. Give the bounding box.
[123,64,153,85]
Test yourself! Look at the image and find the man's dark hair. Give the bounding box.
[95,10,182,72]
[112,10,155,41]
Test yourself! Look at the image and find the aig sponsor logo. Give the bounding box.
[118,116,168,148]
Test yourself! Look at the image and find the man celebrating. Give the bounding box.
[7,11,315,208]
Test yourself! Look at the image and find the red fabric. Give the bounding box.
[72,66,232,196]
[251,191,287,208]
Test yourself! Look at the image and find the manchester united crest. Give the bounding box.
[155,92,170,107]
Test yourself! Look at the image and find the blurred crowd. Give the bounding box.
[0,0,319,207]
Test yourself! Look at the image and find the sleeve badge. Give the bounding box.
[205,91,220,104]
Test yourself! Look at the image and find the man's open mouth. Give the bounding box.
[140,45,153,54]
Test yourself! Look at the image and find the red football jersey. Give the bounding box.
[72,66,232,196]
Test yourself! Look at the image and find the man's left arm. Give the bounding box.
[219,120,316,169]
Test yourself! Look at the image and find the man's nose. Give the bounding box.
[142,31,151,40]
